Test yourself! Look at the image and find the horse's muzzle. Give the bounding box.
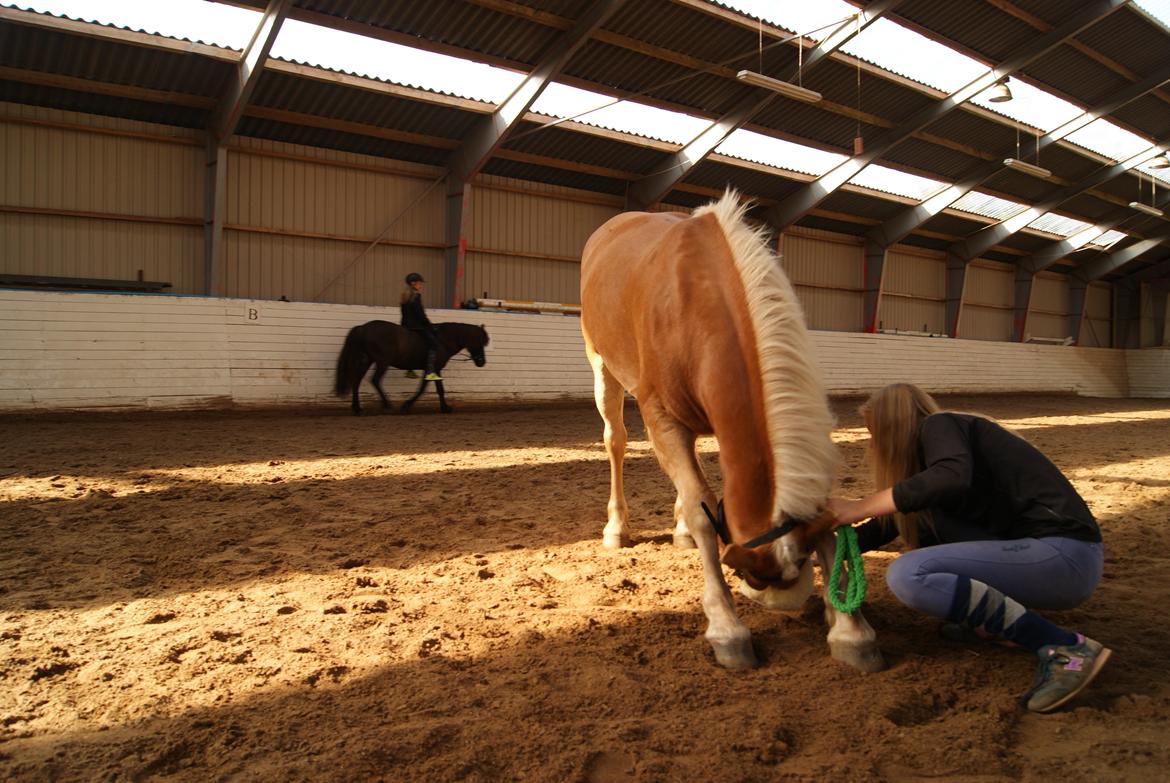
[721,543,804,589]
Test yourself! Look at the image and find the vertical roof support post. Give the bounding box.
[1012,266,1035,343]
[1114,283,1142,348]
[863,239,886,333]
[1066,276,1088,345]
[945,253,967,338]
[204,139,227,296]
[444,176,472,308]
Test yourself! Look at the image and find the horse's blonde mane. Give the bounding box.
[692,191,837,520]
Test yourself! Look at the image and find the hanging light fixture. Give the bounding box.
[1149,152,1170,170]
[1129,170,1165,217]
[987,77,1013,103]
[736,70,822,103]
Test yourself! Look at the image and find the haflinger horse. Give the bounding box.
[334,321,489,415]
[580,192,882,672]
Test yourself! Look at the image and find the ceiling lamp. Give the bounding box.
[1002,158,1052,179]
[987,77,1013,103]
[1149,152,1170,170]
[1128,201,1164,217]
[736,70,822,103]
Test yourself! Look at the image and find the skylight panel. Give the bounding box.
[1064,119,1152,161]
[971,78,1082,133]
[1026,213,1094,238]
[1134,1,1170,29]
[1087,229,1127,249]
[841,19,985,93]
[715,129,845,176]
[3,0,260,49]
[272,20,522,104]
[530,84,709,145]
[950,192,1029,221]
[847,165,949,201]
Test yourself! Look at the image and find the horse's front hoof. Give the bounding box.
[708,634,758,670]
[673,532,696,549]
[352,409,363,416]
[602,533,630,550]
[441,405,454,414]
[830,641,885,673]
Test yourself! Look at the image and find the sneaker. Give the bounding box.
[404,370,419,378]
[424,372,443,381]
[1023,634,1112,713]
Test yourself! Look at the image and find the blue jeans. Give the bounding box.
[885,537,1104,618]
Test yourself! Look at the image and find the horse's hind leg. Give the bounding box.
[435,379,453,414]
[642,404,756,669]
[812,533,884,673]
[585,340,629,549]
[351,359,372,416]
[370,362,394,413]
[399,377,428,414]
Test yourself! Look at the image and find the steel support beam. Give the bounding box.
[951,141,1170,263]
[863,240,886,332]
[625,0,901,210]
[203,140,227,296]
[448,0,623,183]
[1066,276,1088,344]
[768,0,1127,230]
[444,0,623,306]
[1020,191,1170,274]
[209,0,291,143]
[1011,265,1035,342]
[945,253,967,337]
[1077,232,1170,282]
[869,58,1170,248]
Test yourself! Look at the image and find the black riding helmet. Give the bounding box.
[405,272,425,284]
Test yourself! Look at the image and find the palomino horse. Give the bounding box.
[334,321,489,415]
[580,193,882,672]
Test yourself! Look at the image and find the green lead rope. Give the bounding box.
[827,526,866,614]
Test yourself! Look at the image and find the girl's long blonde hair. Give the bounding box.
[860,383,941,548]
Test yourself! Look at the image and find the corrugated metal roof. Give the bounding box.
[0,1,1167,281]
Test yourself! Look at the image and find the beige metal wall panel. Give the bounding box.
[1027,311,1066,340]
[958,261,1014,341]
[1027,273,1068,340]
[878,249,945,333]
[1079,282,1111,348]
[779,229,863,332]
[463,251,582,305]
[1,103,203,291]
[1,214,202,293]
[227,148,445,243]
[223,231,443,308]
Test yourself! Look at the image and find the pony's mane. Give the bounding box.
[692,191,837,520]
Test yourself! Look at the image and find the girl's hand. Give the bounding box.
[827,497,865,527]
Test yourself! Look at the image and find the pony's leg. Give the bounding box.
[643,406,756,669]
[399,377,428,414]
[351,359,372,416]
[586,346,629,549]
[370,363,394,413]
[672,494,696,549]
[812,532,884,673]
[435,379,453,414]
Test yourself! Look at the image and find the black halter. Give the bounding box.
[701,499,799,549]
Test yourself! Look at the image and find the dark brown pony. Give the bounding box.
[334,321,489,415]
[580,192,882,671]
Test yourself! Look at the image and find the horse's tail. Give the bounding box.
[335,326,366,396]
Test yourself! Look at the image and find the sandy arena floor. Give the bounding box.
[1,392,1169,782]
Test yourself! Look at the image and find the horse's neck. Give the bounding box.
[710,404,776,530]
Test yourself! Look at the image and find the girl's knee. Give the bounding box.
[884,555,922,605]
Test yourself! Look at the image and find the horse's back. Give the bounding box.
[581,208,759,429]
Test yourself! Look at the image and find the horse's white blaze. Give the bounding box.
[693,193,837,523]
[737,558,814,610]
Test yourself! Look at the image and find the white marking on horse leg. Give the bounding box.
[813,533,884,673]
[645,410,755,669]
[672,494,696,549]
[585,341,629,549]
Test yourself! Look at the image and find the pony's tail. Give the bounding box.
[335,326,365,397]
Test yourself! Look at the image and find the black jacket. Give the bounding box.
[400,291,431,331]
[855,412,1101,552]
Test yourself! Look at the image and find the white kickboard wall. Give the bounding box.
[1,289,1165,412]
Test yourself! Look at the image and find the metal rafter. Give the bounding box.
[446,0,625,182]
[1077,231,1170,281]
[869,60,1170,248]
[951,142,1170,263]
[1022,191,1170,274]
[625,0,902,210]
[209,0,291,143]
[766,0,1128,230]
